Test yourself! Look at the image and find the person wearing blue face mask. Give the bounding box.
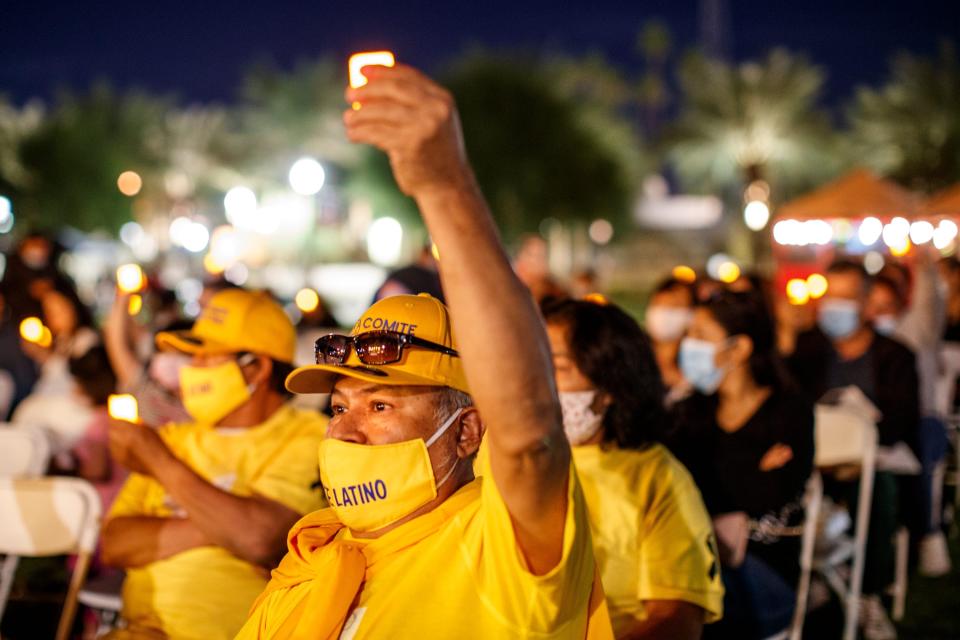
[783,259,921,640]
[668,290,814,640]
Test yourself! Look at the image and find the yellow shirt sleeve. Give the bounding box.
[106,472,158,519]
[469,450,599,636]
[637,461,724,623]
[246,418,327,516]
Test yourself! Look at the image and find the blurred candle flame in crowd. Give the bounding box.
[295,288,321,313]
[117,263,146,293]
[717,261,741,284]
[128,294,143,316]
[583,293,608,306]
[786,279,810,305]
[20,317,52,347]
[349,51,395,109]
[806,273,828,299]
[108,394,140,423]
[672,265,696,283]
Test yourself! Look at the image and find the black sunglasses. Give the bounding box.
[315,331,459,366]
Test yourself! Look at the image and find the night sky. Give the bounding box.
[1,0,958,109]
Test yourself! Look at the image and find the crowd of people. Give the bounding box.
[0,63,956,640]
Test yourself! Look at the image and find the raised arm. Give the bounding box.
[346,64,569,573]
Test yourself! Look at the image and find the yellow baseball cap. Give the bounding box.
[156,289,295,363]
[286,293,469,394]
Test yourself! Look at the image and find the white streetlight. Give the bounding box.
[367,217,404,266]
[743,200,770,231]
[289,158,326,196]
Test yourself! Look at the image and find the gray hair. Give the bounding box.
[432,387,474,423]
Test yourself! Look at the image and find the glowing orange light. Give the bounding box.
[672,265,697,283]
[117,171,143,197]
[108,394,140,423]
[806,274,828,299]
[431,243,440,261]
[116,263,146,293]
[786,279,810,305]
[19,317,44,343]
[127,294,143,315]
[349,51,396,89]
[583,293,609,306]
[890,238,912,258]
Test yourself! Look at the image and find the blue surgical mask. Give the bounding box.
[818,299,862,340]
[873,314,899,336]
[679,337,727,395]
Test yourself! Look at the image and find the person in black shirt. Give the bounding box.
[669,290,814,640]
[784,259,920,640]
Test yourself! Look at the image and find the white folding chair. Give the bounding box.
[763,472,824,640]
[0,477,102,640]
[812,404,878,640]
[0,424,51,478]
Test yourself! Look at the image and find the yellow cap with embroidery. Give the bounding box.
[156,289,295,363]
[286,293,469,394]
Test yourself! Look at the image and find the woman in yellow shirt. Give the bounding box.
[542,297,724,639]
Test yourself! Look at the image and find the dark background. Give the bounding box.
[2,0,958,107]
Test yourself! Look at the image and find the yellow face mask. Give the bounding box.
[179,357,255,426]
[318,409,463,532]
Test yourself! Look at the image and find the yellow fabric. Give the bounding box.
[156,289,296,363]
[571,443,724,637]
[179,361,252,426]
[238,454,613,639]
[107,404,327,640]
[286,293,469,395]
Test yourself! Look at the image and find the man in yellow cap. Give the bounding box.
[101,289,328,640]
[236,64,611,639]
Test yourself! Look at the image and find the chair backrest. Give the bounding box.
[0,425,51,478]
[0,477,102,556]
[814,405,877,469]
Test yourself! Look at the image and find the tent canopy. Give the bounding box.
[775,168,922,221]
[924,184,960,216]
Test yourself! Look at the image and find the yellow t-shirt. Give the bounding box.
[107,404,328,640]
[240,454,609,639]
[572,443,724,637]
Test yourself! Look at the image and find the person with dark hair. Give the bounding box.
[669,290,814,640]
[100,289,328,640]
[372,244,445,303]
[543,297,723,639]
[64,346,126,513]
[645,277,696,404]
[784,259,920,640]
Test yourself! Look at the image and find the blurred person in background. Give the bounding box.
[104,288,191,427]
[668,290,814,640]
[373,243,445,303]
[513,233,566,303]
[645,276,696,405]
[62,346,126,513]
[100,289,328,640]
[543,297,723,639]
[568,268,600,299]
[938,256,960,342]
[865,256,951,577]
[785,259,919,640]
[12,285,100,454]
[0,287,39,419]
[2,231,77,313]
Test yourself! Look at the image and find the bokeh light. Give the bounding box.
[108,394,140,422]
[806,273,828,299]
[288,158,326,196]
[743,201,770,231]
[786,279,810,305]
[366,217,403,266]
[672,265,697,283]
[295,288,321,313]
[117,171,143,197]
[588,219,614,245]
[116,263,146,293]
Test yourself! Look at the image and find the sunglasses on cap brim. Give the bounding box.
[315,331,459,366]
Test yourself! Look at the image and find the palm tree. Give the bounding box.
[847,42,960,193]
[666,48,841,200]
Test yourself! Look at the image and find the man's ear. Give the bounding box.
[457,407,484,459]
[246,355,273,388]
